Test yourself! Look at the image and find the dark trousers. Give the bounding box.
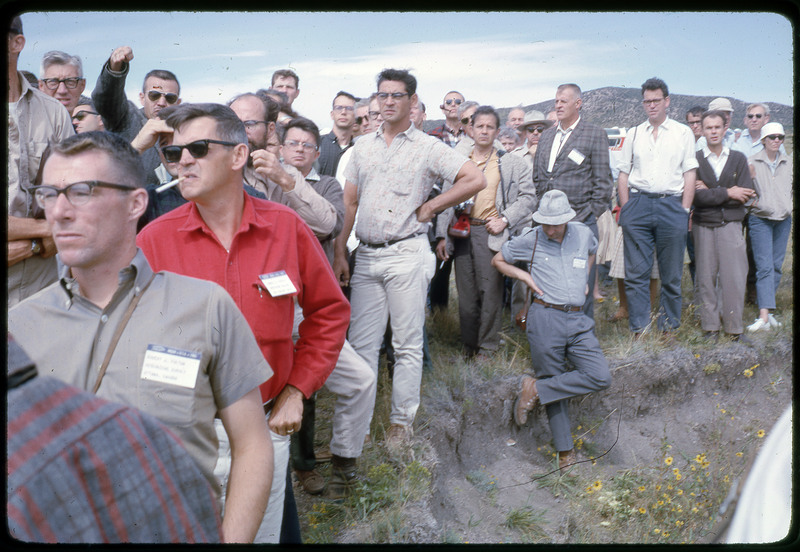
[279,468,302,543]
[290,394,317,471]
[429,255,453,311]
[619,193,688,332]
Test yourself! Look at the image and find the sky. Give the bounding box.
[13,11,795,130]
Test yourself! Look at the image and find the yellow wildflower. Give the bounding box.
[585,486,594,494]
[672,468,680,475]
[638,486,646,492]
[676,520,684,527]
[639,507,647,514]
[736,452,743,458]
[743,368,753,378]
[675,474,682,481]
[663,531,670,537]
[664,456,673,466]
[657,500,664,506]
[757,430,765,438]
[721,409,726,414]
[666,484,673,490]
[677,489,684,496]
[654,529,660,534]
[656,485,662,491]
[593,480,603,490]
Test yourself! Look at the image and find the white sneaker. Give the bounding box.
[768,314,782,328]
[746,318,770,332]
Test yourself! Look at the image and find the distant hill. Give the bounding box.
[424,87,794,133]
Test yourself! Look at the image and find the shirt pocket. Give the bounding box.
[138,377,196,427]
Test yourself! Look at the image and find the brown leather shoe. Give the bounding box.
[558,449,579,477]
[607,309,628,322]
[295,469,325,495]
[385,423,412,453]
[513,375,539,426]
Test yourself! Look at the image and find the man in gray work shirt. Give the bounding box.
[492,190,611,473]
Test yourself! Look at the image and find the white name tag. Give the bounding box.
[260,270,298,297]
[573,258,587,269]
[568,149,586,165]
[141,345,201,389]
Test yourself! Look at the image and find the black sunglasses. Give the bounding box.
[161,139,238,163]
[765,135,785,141]
[355,116,363,125]
[146,90,179,104]
[72,110,99,121]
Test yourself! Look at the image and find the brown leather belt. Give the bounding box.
[533,297,582,312]
[470,218,488,226]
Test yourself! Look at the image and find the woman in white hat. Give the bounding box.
[746,122,793,332]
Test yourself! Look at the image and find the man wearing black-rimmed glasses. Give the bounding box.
[9,130,274,543]
[38,50,86,115]
[92,45,181,187]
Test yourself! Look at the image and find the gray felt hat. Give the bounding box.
[532,190,576,225]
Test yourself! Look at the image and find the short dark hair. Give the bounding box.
[20,70,38,87]
[76,95,96,109]
[377,68,416,96]
[162,103,247,146]
[282,117,321,148]
[271,69,299,88]
[332,91,357,109]
[641,77,668,98]
[47,131,145,188]
[472,105,500,128]
[686,106,705,119]
[701,110,727,126]
[9,16,23,35]
[142,69,180,94]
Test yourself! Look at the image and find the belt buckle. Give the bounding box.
[559,303,570,312]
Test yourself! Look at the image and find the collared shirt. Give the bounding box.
[501,222,597,307]
[317,130,353,177]
[702,146,730,179]
[548,117,580,173]
[618,117,699,195]
[345,122,467,244]
[8,73,75,307]
[137,192,350,403]
[510,145,535,171]
[8,250,271,499]
[471,149,500,220]
[428,123,465,148]
[243,164,337,238]
[7,338,222,543]
[303,168,345,264]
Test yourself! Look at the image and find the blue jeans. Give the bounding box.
[619,193,688,332]
[748,215,792,311]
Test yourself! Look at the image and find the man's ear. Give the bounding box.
[231,143,249,171]
[9,33,25,56]
[139,91,146,107]
[129,187,149,220]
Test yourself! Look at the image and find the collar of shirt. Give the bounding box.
[556,117,580,135]
[178,189,271,237]
[58,249,151,304]
[702,145,730,160]
[375,121,420,142]
[305,167,321,182]
[645,116,677,134]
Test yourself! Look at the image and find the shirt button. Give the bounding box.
[65,282,72,290]
[134,286,141,295]
[101,314,109,323]
[65,300,72,308]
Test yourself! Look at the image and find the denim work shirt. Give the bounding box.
[501,221,597,306]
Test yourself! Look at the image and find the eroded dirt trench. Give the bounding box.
[413,339,793,543]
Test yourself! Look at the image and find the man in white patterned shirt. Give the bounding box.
[333,68,485,451]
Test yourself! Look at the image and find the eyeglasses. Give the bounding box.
[686,120,702,126]
[444,98,463,106]
[146,90,179,104]
[30,181,135,209]
[355,116,363,125]
[527,125,547,133]
[284,139,318,152]
[333,105,355,112]
[746,113,764,119]
[160,139,238,163]
[242,120,266,129]
[40,77,84,90]
[368,111,381,121]
[765,135,785,141]
[72,110,99,121]
[642,98,665,106]
[460,116,473,125]
[376,92,409,101]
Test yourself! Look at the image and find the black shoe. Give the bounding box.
[729,333,754,346]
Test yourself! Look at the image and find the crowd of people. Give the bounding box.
[7,14,792,544]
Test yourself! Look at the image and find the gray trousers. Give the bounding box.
[454,225,504,354]
[693,222,747,334]
[526,302,611,452]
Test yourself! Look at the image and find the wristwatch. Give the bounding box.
[501,216,509,226]
[30,239,42,256]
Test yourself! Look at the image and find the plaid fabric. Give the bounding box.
[7,340,222,543]
[427,123,464,148]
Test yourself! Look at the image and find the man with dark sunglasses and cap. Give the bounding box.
[511,109,554,171]
[492,189,611,475]
[92,45,181,188]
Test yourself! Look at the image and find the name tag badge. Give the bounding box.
[260,270,298,297]
[573,258,587,269]
[568,149,586,165]
[141,345,201,389]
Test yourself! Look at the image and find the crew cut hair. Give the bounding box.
[332,91,357,108]
[228,92,279,124]
[641,77,669,98]
[47,131,145,188]
[701,110,727,125]
[377,68,416,96]
[40,50,83,77]
[457,100,479,118]
[472,105,500,128]
[271,69,299,88]
[556,83,582,100]
[142,69,180,94]
[282,117,321,147]
[162,103,247,146]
